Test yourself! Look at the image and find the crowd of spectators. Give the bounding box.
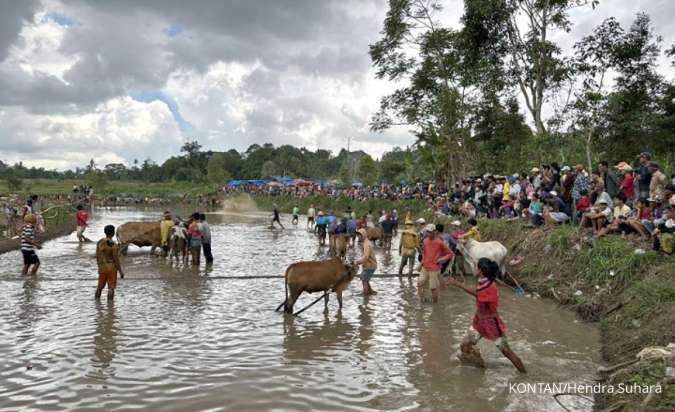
[230,151,675,254]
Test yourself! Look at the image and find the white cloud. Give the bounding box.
[0,97,181,169]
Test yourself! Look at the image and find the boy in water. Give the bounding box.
[95,225,125,300]
[446,258,527,373]
[356,228,378,296]
[21,214,41,276]
[75,204,89,243]
[292,205,300,225]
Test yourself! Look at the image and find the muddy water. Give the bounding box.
[0,208,601,411]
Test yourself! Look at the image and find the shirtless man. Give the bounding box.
[95,225,125,300]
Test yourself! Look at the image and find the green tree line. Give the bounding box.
[0,142,436,191]
[370,0,674,185]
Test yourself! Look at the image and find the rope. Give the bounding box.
[0,273,419,282]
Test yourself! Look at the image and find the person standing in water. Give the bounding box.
[418,224,453,303]
[271,204,284,229]
[75,204,89,243]
[95,225,125,300]
[307,204,316,230]
[292,205,300,225]
[398,219,421,277]
[160,211,175,257]
[356,228,377,296]
[20,214,41,276]
[200,213,213,265]
[188,213,203,265]
[446,257,527,373]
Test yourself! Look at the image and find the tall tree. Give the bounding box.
[570,17,623,172]
[600,13,670,162]
[370,0,478,185]
[207,153,228,186]
[358,156,379,186]
[503,0,596,137]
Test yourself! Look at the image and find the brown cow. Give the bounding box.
[365,226,383,242]
[116,221,162,255]
[280,257,357,314]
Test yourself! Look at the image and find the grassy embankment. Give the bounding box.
[0,179,215,196]
[251,193,674,410]
[480,220,674,411]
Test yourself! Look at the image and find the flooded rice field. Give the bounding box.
[0,207,601,411]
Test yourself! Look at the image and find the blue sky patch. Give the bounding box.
[43,12,78,27]
[131,91,193,132]
[164,23,183,37]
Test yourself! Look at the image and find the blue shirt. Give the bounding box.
[201,222,211,244]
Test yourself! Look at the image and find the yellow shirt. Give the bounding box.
[160,220,175,246]
[465,226,481,241]
[502,182,511,201]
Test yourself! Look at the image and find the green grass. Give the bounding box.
[548,224,578,251]
[577,236,658,287]
[624,274,675,319]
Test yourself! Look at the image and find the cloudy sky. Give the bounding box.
[0,0,672,170]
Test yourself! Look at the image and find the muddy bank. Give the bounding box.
[0,220,76,255]
[478,220,674,411]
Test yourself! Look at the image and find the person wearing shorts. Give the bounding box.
[292,206,300,225]
[95,225,125,300]
[356,228,378,296]
[307,204,316,229]
[188,213,203,265]
[20,214,41,276]
[446,258,526,373]
[75,204,89,243]
[418,224,453,303]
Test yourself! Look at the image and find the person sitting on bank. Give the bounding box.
[579,198,612,235]
[595,193,633,238]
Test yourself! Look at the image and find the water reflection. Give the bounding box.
[91,300,117,379]
[282,314,355,362]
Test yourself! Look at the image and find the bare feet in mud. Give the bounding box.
[456,352,486,369]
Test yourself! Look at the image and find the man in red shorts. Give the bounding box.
[95,225,125,300]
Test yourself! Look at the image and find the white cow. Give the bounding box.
[456,239,508,276]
